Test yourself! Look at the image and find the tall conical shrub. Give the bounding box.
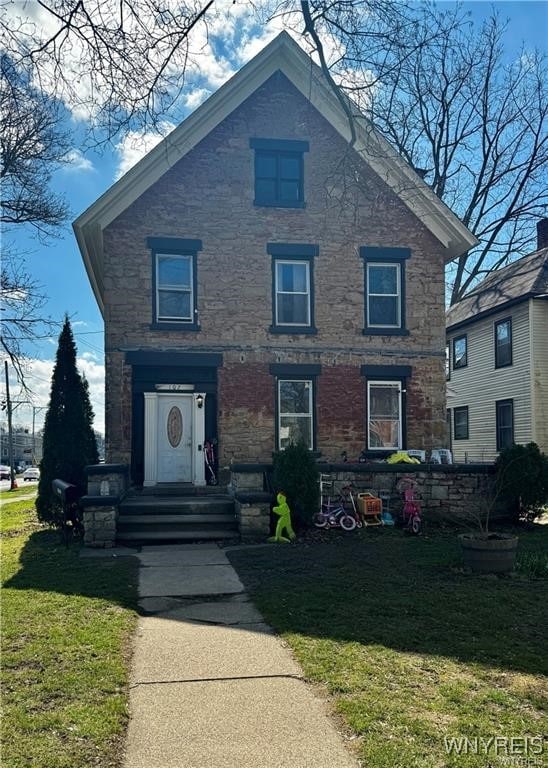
[36,317,98,525]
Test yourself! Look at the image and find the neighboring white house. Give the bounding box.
[446,220,548,463]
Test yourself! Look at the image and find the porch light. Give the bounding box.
[196,394,204,409]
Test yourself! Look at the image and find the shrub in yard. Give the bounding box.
[272,442,319,528]
[495,442,548,522]
[36,317,98,526]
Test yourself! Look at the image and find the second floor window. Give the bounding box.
[156,254,193,322]
[453,335,468,369]
[360,246,410,335]
[495,318,512,368]
[275,261,310,326]
[148,237,201,330]
[454,406,469,440]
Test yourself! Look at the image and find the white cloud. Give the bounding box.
[114,121,176,179]
[63,149,95,173]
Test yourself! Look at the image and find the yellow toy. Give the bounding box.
[268,491,296,543]
[386,451,420,465]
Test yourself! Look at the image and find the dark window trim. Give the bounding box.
[453,406,469,440]
[496,399,514,451]
[360,365,412,379]
[125,351,223,368]
[453,334,468,369]
[361,247,410,335]
[250,138,309,153]
[446,343,451,381]
[494,317,513,369]
[148,237,201,331]
[269,244,318,335]
[270,365,319,451]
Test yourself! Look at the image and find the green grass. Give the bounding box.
[1,502,138,768]
[0,485,38,501]
[228,526,548,768]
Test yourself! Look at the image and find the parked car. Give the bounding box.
[0,465,11,480]
[22,467,40,481]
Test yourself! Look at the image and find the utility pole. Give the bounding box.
[31,406,47,465]
[4,360,17,490]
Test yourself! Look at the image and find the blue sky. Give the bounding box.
[3,0,547,435]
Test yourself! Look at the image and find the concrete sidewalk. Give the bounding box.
[123,543,358,768]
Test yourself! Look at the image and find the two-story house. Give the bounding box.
[446,220,548,463]
[74,32,476,489]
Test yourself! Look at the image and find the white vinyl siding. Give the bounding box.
[446,302,532,462]
[530,299,548,453]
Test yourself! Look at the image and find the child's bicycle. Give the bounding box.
[396,476,422,534]
[314,475,357,531]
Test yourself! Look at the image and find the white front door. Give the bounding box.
[157,395,193,482]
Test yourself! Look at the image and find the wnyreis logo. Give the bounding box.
[444,736,544,763]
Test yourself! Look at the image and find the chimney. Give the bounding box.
[537,218,548,250]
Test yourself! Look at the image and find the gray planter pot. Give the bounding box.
[459,532,519,574]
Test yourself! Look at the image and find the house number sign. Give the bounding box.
[167,406,183,447]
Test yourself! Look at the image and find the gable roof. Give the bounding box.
[73,31,478,314]
[446,247,548,331]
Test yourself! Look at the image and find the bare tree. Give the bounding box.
[0,0,215,142]
[1,56,69,234]
[366,7,547,304]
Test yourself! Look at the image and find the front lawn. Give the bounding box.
[1,501,138,768]
[228,527,548,768]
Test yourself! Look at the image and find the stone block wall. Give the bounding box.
[83,505,117,548]
[81,464,128,548]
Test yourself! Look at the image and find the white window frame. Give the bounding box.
[367,380,402,451]
[275,260,311,327]
[277,379,313,450]
[366,262,401,329]
[156,253,193,322]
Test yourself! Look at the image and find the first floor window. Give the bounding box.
[278,379,313,449]
[156,253,193,321]
[454,406,469,440]
[496,399,514,451]
[367,381,402,450]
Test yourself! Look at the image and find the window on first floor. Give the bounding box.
[367,380,402,450]
[495,317,512,368]
[496,399,514,451]
[454,406,469,440]
[277,379,313,450]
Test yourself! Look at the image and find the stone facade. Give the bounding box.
[102,72,448,476]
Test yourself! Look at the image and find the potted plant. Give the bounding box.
[459,443,548,574]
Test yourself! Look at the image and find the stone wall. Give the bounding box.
[103,72,448,467]
[81,464,128,548]
[231,463,502,527]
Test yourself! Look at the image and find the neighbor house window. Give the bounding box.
[453,335,468,369]
[360,247,410,335]
[267,243,318,334]
[446,344,450,380]
[495,318,512,368]
[278,379,313,450]
[367,381,402,450]
[250,138,308,208]
[496,399,514,451]
[454,406,469,440]
[147,237,201,331]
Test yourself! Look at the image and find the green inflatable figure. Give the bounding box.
[268,491,296,543]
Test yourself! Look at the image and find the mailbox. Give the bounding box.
[52,479,80,505]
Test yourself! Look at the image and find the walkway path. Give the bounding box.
[123,542,358,768]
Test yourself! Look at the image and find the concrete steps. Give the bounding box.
[117,490,238,544]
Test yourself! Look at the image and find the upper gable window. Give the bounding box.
[250,138,308,208]
[495,318,512,368]
[147,237,201,331]
[360,247,411,336]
